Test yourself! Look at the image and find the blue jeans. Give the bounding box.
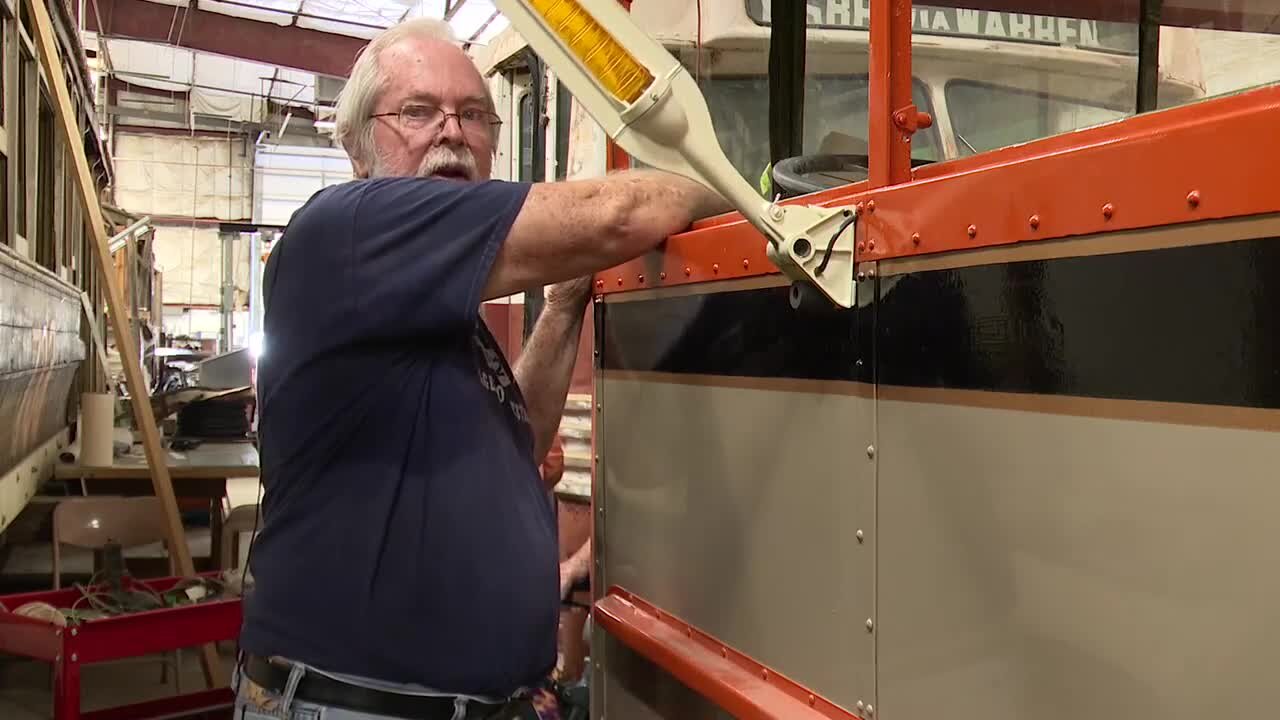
[231,661,543,720]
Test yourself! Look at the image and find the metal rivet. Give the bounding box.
[637,274,644,284]
[911,233,920,246]
[1187,190,1200,207]
[856,529,865,543]
[720,647,728,658]
[857,241,866,253]
[866,445,875,458]
[867,705,875,715]
[866,200,876,213]
[616,277,623,286]
[867,268,876,278]
[1102,203,1115,220]
[867,240,875,251]
[770,205,785,221]
[685,627,692,638]
[596,404,602,411]
[712,263,720,274]
[71,653,78,662]
[1029,214,1040,229]
[856,201,866,213]
[71,628,77,636]
[967,224,978,238]
[55,629,62,637]
[659,271,667,280]
[857,701,866,711]
[856,271,866,281]
[595,280,604,290]
[742,259,749,269]
[808,694,816,707]
[866,618,874,632]
[650,92,660,101]
[684,267,691,276]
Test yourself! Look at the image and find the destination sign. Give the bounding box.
[747,0,1138,53]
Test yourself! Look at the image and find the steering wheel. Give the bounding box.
[771,153,871,198]
[770,153,934,199]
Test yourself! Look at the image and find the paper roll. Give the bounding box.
[80,392,115,466]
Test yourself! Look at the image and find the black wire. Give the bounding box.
[815,211,856,277]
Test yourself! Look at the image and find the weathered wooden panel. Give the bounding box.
[0,246,85,477]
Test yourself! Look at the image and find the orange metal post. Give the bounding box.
[868,0,914,188]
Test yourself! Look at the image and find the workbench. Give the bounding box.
[54,442,260,572]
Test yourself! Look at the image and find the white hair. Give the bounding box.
[334,18,475,173]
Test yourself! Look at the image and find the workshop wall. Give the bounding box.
[149,223,251,308]
[113,132,254,220]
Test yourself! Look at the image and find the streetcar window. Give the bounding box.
[700,75,939,186]
[946,80,1129,156]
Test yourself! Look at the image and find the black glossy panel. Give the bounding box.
[599,284,871,383]
[598,238,1280,409]
[878,238,1280,408]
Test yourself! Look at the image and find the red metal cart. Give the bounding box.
[0,574,240,720]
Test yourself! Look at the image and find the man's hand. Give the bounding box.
[559,538,592,599]
[545,275,593,311]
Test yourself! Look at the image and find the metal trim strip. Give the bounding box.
[595,587,865,720]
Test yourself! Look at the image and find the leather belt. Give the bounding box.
[241,654,510,720]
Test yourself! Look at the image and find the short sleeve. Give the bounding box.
[351,176,531,339]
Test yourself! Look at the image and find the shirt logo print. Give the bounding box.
[473,333,530,425]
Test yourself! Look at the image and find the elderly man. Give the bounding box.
[236,15,727,720]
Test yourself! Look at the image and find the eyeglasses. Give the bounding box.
[369,103,503,136]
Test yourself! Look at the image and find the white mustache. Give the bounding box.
[419,145,478,180]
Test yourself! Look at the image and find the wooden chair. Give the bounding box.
[219,503,261,571]
[51,496,183,690]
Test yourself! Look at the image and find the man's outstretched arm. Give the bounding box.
[515,276,592,486]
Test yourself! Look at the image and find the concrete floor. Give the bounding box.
[0,645,239,719]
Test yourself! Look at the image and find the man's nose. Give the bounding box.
[438,113,465,144]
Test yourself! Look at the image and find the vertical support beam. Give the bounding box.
[868,0,913,188]
[523,49,547,338]
[1136,0,1163,113]
[768,0,806,166]
[248,231,264,346]
[220,230,237,352]
[24,0,225,688]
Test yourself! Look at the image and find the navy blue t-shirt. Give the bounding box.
[240,176,559,697]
